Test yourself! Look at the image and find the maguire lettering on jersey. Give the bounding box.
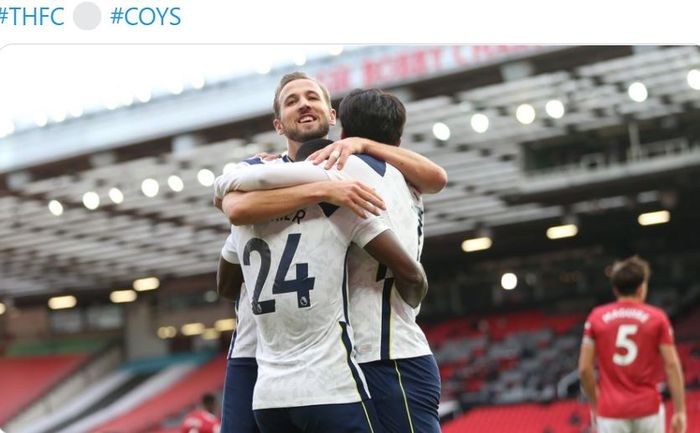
[271,209,306,224]
[602,308,650,324]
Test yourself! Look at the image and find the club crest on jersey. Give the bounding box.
[272,209,306,224]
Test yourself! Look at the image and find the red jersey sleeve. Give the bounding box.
[582,310,596,344]
[657,311,674,346]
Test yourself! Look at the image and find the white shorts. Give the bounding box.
[597,405,665,433]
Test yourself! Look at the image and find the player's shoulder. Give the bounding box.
[350,153,387,176]
[641,303,670,321]
[241,154,290,166]
[587,301,615,320]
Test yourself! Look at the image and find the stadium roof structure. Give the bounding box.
[2,45,700,298]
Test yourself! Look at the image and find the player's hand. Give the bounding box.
[670,412,687,433]
[255,151,281,161]
[589,408,598,429]
[320,180,385,219]
[307,137,367,170]
[213,197,223,210]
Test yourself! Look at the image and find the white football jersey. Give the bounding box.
[215,154,433,363]
[340,157,432,363]
[217,155,291,360]
[233,199,389,409]
[221,227,256,359]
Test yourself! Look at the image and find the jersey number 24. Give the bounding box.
[243,233,315,315]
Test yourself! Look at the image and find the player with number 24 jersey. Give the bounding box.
[232,200,388,410]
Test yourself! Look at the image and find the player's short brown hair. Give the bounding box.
[611,255,651,295]
[272,72,332,119]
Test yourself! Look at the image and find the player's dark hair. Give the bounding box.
[611,256,650,296]
[202,392,216,408]
[338,88,406,146]
[273,72,332,119]
[296,138,334,161]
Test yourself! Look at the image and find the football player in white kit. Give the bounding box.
[216,79,386,433]
[217,89,442,433]
[216,154,387,433]
[215,73,446,433]
[230,143,427,432]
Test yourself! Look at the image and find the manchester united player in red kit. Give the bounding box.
[181,393,221,433]
[578,256,686,433]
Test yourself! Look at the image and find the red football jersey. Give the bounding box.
[181,409,220,433]
[583,300,674,418]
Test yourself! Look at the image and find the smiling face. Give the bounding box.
[273,78,336,150]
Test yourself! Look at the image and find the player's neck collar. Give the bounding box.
[617,297,643,303]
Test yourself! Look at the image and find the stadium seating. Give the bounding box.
[425,310,585,403]
[0,353,87,424]
[6,305,693,433]
[678,342,700,387]
[90,354,227,433]
[675,303,700,340]
[443,390,700,433]
[442,399,588,433]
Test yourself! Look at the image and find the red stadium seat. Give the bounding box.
[90,354,227,433]
[0,353,87,424]
[442,400,588,433]
[443,391,700,433]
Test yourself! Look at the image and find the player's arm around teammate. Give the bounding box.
[214,137,445,227]
[221,180,384,226]
[363,229,428,307]
[213,142,428,307]
[307,136,448,194]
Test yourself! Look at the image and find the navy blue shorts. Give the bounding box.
[221,357,260,433]
[254,400,381,433]
[361,355,441,433]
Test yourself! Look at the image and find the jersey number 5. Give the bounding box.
[613,324,639,366]
[243,233,315,315]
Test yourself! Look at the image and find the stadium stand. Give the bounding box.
[52,361,201,433]
[442,399,589,433]
[90,354,226,433]
[3,339,123,433]
[442,391,700,433]
[426,310,585,404]
[0,353,87,424]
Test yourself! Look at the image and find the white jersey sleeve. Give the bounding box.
[221,226,257,359]
[327,205,389,248]
[227,283,257,359]
[220,226,240,264]
[213,155,291,198]
[215,160,332,192]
